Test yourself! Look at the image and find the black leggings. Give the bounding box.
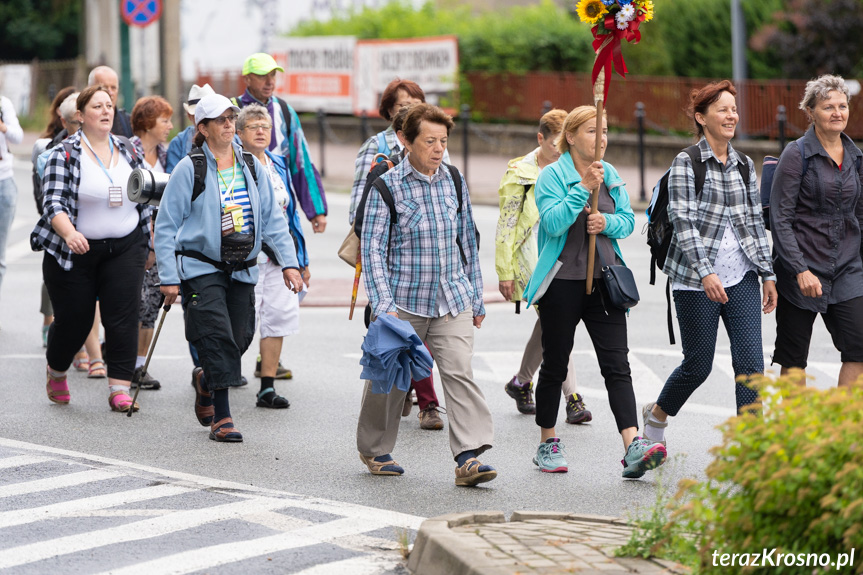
[536,278,637,432]
[43,227,147,380]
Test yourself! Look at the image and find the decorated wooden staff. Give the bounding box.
[576,0,654,293]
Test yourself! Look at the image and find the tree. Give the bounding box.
[0,0,81,61]
[754,0,863,78]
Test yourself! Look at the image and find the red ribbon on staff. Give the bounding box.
[590,13,644,103]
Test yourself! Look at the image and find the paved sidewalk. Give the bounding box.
[408,511,688,575]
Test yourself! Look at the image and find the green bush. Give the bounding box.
[658,373,863,574]
[290,0,596,74]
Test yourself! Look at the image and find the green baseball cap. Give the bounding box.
[242,53,285,76]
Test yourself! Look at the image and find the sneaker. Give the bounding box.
[131,367,161,390]
[533,439,568,473]
[642,402,667,446]
[565,393,592,424]
[254,355,292,379]
[622,437,667,479]
[418,403,445,430]
[504,376,536,414]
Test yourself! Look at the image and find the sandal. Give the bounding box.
[46,368,70,404]
[359,453,404,476]
[108,390,139,412]
[72,351,89,372]
[455,458,497,487]
[88,359,107,379]
[256,387,290,409]
[642,402,667,447]
[192,367,214,426]
[209,417,243,442]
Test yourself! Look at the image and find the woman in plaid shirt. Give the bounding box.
[30,85,150,412]
[642,81,778,448]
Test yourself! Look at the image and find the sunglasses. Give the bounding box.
[211,114,238,126]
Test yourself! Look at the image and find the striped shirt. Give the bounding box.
[663,138,774,289]
[218,164,253,234]
[360,156,484,319]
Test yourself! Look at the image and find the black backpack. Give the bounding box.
[356,160,478,266]
[646,144,749,343]
[188,146,257,201]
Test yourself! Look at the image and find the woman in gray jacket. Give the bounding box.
[155,94,302,442]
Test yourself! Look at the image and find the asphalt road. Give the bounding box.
[0,159,843,573]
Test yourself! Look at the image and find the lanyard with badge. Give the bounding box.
[81,132,123,207]
[218,154,244,236]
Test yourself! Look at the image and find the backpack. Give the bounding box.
[646,144,749,344]
[187,145,258,201]
[376,131,391,157]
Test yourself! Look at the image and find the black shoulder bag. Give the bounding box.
[597,244,639,311]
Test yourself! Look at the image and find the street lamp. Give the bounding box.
[731,0,747,138]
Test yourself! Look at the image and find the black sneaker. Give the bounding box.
[131,367,161,390]
[504,376,536,414]
[565,393,592,424]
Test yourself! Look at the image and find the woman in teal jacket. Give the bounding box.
[523,106,665,479]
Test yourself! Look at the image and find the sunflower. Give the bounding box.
[576,0,609,25]
[636,0,654,22]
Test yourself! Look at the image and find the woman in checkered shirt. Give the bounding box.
[642,81,778,448]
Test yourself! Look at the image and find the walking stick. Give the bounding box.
[349,260,362,320]
[127,297,171,418]
[585,62,607,295]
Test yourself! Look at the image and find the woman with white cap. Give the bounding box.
[165,84,215,174]
[155,93,303,442]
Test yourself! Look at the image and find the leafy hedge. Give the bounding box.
[623,373,863,574]
[290,0,787,79]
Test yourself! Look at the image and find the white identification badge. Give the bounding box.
[108,186,124,207]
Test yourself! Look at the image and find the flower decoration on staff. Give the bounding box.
[575,0,654,103]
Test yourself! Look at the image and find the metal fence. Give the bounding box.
[465,72,849,139]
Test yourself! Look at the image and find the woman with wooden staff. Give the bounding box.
[522,106,666,478]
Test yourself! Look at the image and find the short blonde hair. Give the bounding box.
[539,109,567,139]
[557,106,606,155]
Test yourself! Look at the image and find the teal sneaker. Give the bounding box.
[622,437,667,479]
[533,439,568,473]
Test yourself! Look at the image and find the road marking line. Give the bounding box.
[0,484,194,530]
[0,454,51,469]
[91,516,393,575]
[0,438,424,527]
[291,555,403,575]
[0,468,120,498]
[0,495,294,569]
[242,510,314,532]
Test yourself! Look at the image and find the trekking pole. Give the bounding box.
[128,296,171,418]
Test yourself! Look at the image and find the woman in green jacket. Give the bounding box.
[495,109,591,424]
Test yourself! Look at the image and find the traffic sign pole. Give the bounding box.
[120,18,134,111]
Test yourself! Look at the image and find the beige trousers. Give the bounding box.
[356,310,494,461]
[516,316,577,397]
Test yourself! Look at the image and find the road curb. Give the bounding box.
[408,511,688,574]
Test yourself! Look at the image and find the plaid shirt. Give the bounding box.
[30,132,150,270]
[350,127,401,223]
[131,135,167,171]
[361,156,484,319]
[663,138,775,288]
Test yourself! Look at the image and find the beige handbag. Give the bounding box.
[338,222,360,266]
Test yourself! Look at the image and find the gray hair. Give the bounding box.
[58,93,80,121]
[87,65,117,86]
[799,74,851,114]
[236,103,270,132]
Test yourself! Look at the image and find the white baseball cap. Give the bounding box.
[194,93,240,126]
[183,83,216,115]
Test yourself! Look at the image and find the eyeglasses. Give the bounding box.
[243,123,271,132]
[211,114,238,126]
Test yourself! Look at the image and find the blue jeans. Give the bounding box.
[657,271,763,416]
[0,177,18,298]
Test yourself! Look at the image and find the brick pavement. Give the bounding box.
[408,511,689,575]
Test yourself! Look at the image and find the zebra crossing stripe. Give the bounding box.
[91,516,393,575]
[0,468,121,498]
[0,483,194,530]
[0,495,298,569]
[0,454,51,469]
